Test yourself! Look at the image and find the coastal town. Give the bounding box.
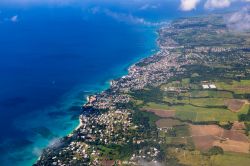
[35,13,250,166]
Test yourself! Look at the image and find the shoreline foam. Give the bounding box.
[33,25,160,165]
[65,28,160,141]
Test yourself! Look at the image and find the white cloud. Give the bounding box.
[10,15,18,22]
[88,6,164,26]
[180,0,201,11]
[139,3,159,10]
[139,4,151,10]
[89,6,100,14]
[48,137,62,148]
[205,0,231,9]
[226,7,250,31]
[104,9,167,26]
[32,147,42,157]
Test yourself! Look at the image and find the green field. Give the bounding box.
[189,98,225,107]
[211,152,250,166]
[216,80,250,94]
[133,78,250,123]
[168,148,250,166]
[156,119,181,128]
[143,102,249,122]
[190,90,233,98]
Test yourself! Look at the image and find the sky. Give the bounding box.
[0,0,249,21]
[180,0,250,11]
[0,0,249,34]
[0,0,249,10]
[0,0,249,31]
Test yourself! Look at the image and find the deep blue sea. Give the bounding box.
[0,0,244,165]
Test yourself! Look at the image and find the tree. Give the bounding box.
[208,146,224,155]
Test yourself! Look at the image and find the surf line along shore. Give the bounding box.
[62,23,171,141]
[67,95,95,137]
[35,21,179,165]
[65,30,162,139]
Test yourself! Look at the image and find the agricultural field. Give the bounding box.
[143,102,248,122]
[190,90,233,98]
[167,148,250,166]
[216,80,250,94]
[156,119,181,128]
[224,99,248,112]
[158,123,194,148]
[135,77,250,124]
[132,77,250,159]
[211,152,250,166]
[190,125,249,153]
[128,14,250,165]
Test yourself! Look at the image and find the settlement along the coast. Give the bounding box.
[36,14,250,166]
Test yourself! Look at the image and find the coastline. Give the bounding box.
[66,27,160,140]
[68,117,83,137]
[34,25,160,165]
[20,9,250,166]
[35,18,177,164]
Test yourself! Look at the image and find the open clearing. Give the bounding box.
[143,102,249,122]
[213,140,249,154]
[168,148,250,166]
[231,121,246,132]
[156,119,181,128]
[216,80,250,94]
[190,125,249,153]
[144,109,175,118]
[224,99,247,112]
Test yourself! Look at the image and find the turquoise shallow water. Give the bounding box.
[0,4,159,164]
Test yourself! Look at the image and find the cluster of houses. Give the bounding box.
[36,141,92,166]
[38,108,134,166]
[185,46,232,53]
[76,109,133,145]
[38,19,234,166]
[129,147,161,164]
[110,48,188,93]
[86,93,130,110]
[50,141,90,166]
[164,86,189,93]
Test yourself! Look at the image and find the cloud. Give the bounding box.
[139,3,159,10]
[180,0,201,11]
[226,7,250,31]
[32,147,42,156]
[104,9,168,26]
[89,7,168,26]
[139,4,151,10]
[10,15,18,22]
[89,6,100,14]
[179,0,250,11]
[48,137,62,148]
[204,0,231,9]
[3,15,19,23]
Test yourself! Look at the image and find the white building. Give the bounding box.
[202,85,209,89]
[209,84,216,89]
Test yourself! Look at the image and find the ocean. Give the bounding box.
[0,0,241,165]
